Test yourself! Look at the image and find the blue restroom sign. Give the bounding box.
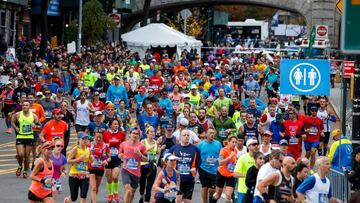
[280,59,330,96]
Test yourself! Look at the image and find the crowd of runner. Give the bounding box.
[0,43,358,203]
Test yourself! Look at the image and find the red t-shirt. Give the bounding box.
[41,120,68,145]
[283,120,303,146]
[149,76,164,93]
[88,141,109,170]
[103,130,126,158]
[92,101,105,112]
[303,116,323,142]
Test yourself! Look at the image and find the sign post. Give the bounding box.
[280,59,330,96]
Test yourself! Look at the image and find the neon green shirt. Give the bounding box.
[234,153,255,193]
[213,97,232,111]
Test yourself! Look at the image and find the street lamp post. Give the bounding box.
[77,0,83,52]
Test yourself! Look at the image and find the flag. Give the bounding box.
[307,26,316,57]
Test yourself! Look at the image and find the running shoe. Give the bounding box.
[113,193,120,202]
[15,166,22,177]
[5,128,12,134]
[107,194,113,203]
[23,170,29,179]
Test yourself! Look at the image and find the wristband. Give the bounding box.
[40,178,45,184]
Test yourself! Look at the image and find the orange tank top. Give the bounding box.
[29,158,54,198]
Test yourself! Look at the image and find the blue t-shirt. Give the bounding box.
[168,144,199,182]
[197,140,222,175]
[87,122,108,138]
[296,175,332,199]
[137,112,160,139]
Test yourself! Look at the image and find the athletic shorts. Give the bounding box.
[75,124,87,133]
[105,158,121,169]
[16,138,35,146]
[320,132,331,143]
[3,104,15,117]
[216,171,236,188]
[89,169,104,177]
[121,169,140,189]
[304,141,320,152]
[199,167,216,189]
[69,176,89,201]
[28,190,52,201]
[180,181,195,200]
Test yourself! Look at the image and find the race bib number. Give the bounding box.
[75,161,87,172]
[114,98,121,105]
[205,156,217,166]
[164,187,178,202]
[309,126,318,135]
[227,162,235,171]
[91,158,102,168]
[219,128,226,138]
[318,193,329,203]
[289,136,298,145]
[99,92,106,98]
[126,158,138,170]
[22,124,32,133]
[177,163,190,175]
[45,110,52,118]
[110,147,119,157]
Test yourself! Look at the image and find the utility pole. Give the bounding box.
[352,57,360,149]
[77,0,83,52]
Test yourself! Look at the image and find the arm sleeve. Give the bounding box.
[296,175,316,195]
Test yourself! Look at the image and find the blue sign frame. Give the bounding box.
[280,59,330,96]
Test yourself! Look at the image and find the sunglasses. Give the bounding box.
[311,109,317,112]
[250,143,259,146]
[131,131,140,135]
[107,109,114,111]
[56,144,64,148]
[61,104,67,107]
[45,92,51,95]
[46,147,54,151]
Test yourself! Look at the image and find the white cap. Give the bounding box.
[215,66,220,69]
[6,81,12,85]
[94,111,103,116]
[36,92,43,97]
[163,153,178,161]
[246,138,258,147]
[17,73,23,77]
[191,84,197,89]
[35,62,42,67]
[183,94,190,98]
[204,63,209,66]
[179,118,189,126]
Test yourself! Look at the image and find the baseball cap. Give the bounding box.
[163,153,178,162]
[114,75,121,80]
[106,103,115,109]
[279,139,288,146]
[57,88,64,93]
[138,86,146,92]
[332,129,341,137]
[262,130,273,137]
[179,118,189,126]
[93,91,100,96]
[204,63,209,66]
[246,138,258,147]
[79,133,89,139]
[41,141,54,150]
[52,108,61,115]
[191,84,197,89]
[36,92,43,97]
[94,111,103,116]
[310,106,318,111]
[6,81,12,85]
[183,94,190,99]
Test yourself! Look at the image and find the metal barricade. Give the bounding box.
[328,168,351,202]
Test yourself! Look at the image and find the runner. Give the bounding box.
[106,75,129,108]
[39,90,58,123]
[1,81,15,134]
[168,129,200,203]
[211,135,237,203]
[39,108,68,147]
[303,106,324,169]
[197,128,222,203]
[282,109,304,160]
[50,138,68,200]
[153,153,182,203]
[244,152,264,203]
[64,133,93,203]
[234,138,258,203]
[88,129,110,203]
[296,156,340,203]
[213,106,236,143]
[253,150,284,202]
[257,156,296,202]
[119,127,147,203]
[28,142,55,203]
[73,91,95,133]
[103,119,126,202]
[139,125,160,203]
[11,101,41,178]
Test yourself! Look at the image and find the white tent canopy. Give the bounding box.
[121,23,202,59]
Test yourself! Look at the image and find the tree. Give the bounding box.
[39,0,50,58]
[82,0,115,45]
